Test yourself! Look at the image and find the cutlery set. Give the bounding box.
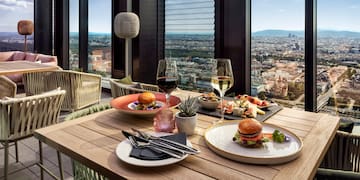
[122,129,200,159]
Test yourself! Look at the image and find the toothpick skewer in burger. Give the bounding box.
[232,118,269,147]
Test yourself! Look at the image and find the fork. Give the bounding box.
[131,128,200,154]
[128,136,184,159]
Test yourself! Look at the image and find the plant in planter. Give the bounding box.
[175,96,199,135]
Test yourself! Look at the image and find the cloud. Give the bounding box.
[0,0,33,10]
[0,4,15,11]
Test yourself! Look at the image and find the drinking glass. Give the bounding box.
[210,59,234,124]
[156,59,178,106]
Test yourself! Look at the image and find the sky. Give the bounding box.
[1,0,360,33]
[69,0,111,33]
[252,0,360,32]
[0,0,33,32]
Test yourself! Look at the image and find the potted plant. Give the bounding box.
[175,96,199,135]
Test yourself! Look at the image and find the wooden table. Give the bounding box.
[34,93,339,180]
[0,61,59,75]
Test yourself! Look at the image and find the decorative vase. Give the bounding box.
[175,112,197,135]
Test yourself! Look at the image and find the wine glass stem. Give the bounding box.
[165,93,170,107]
[214,91,224,124]
[219,92,224,122]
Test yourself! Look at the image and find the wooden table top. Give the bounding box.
[0,61,59,75]
[34,93,339,180]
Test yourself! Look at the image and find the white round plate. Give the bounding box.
[205,120,303,165]
[116,132,191,167]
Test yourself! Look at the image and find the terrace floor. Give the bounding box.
[0,89,113,180]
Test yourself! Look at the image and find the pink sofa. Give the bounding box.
[0,51,58,84]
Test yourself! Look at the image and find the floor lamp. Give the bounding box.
[114,12,140,77]
[17,20,34,52]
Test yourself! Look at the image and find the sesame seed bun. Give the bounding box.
[238,118,262,137]
[138,92,156,104]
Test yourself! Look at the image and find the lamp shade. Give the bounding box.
[114,12,139,39]
[17,20,34,35]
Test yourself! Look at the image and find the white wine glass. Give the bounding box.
[156,59,178,107]
[211,59,234,124]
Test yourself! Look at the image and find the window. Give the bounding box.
[165,0,215,92]
[0,0,34,52]
[251,0,305,108]
[317,0,360,119]
[88,0,112,77]
[69,0,79,70]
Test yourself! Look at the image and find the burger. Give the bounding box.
[232,118,269,147]
[136,92,157,110]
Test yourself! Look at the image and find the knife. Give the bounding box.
[131,128,200,154]
[122,130,188,155]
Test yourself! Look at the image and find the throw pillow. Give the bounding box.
[12,52,26,60]
[38,54,56,63]
[25,53,38,62]
[117,75,133,85]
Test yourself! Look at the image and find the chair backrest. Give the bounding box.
[109,78,159,98]
[0,89,65,141]
[22,71,53,96]
[0,75,16,98]
[320,130,360,172]
[44,70,102,111]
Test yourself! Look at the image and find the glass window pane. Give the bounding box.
[88,0,112,77]
[0,0,34,52]
[69,0,79,70]
[317,0,360,119]
[165,0,215,92]
[251,0,305,109]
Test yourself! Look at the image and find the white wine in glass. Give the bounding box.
[211,59,234,123]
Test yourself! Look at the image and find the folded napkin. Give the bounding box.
[129,133,187,160]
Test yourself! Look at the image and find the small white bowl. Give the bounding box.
[198,96,220,110]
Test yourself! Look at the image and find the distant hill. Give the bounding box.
[252,29,360,38]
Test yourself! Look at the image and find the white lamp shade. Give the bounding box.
[114,12,140,39]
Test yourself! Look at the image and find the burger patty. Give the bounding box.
[238,131,261,138]
[233,131,270,147]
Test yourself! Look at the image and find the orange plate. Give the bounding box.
[110,93,181,116]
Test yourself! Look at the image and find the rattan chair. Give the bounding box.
[316,130,360,179]
[65,103,111,180]
[0,75,16,99]
[109,78,159,98]
[22,71,54,96]
[0,89,65,180]
[24,70,102,111]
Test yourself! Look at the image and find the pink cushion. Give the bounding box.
[12,52,26,61]
[6,74,23,83]
[25,53,38,62]
[38,55,56,63]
